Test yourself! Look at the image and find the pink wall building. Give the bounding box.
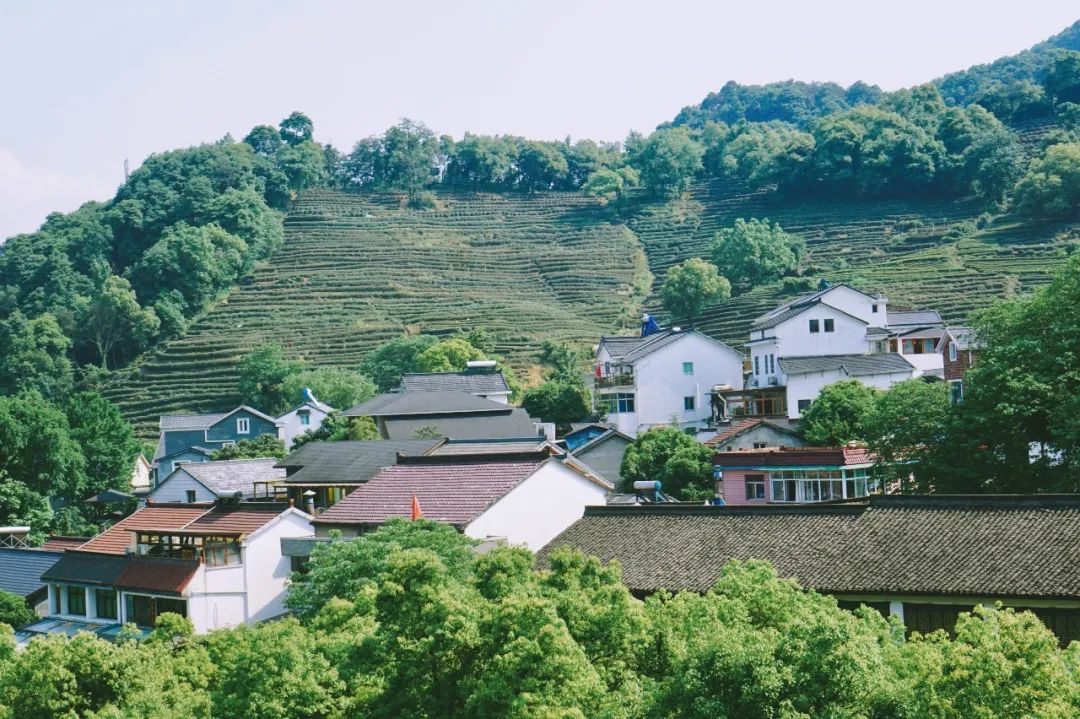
[714,446,877,506]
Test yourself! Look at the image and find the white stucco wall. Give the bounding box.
[895,349,944,373]
[785,369,915,419]
[278,405,332,451]
[628,333,744,435]
[147,468,218,503]
[769,304,871,360]
[465,461,608,550]
[815,285,887,327]
[241,510,313,623]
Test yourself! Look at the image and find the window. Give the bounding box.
[683,396,696,411]
[754,356,760,375]
[872,303,878,313]
[67,586,86,616]
[52,585,62,614]
[797,399,812,413]
[769,354,775,374]
[599,393,635,414]
[950,380,964,405]
[809,319,820,333]
[752,442,767,449]
[205,540,242,567]
[95,589,118,620]
[682,362,694,376]
[236,417,250,434]
[298,410,311,426]
[185,490,197,503]
[745,475,766,500]
[902,338,935,355]
[948,342,958,362]
[824,318,835,333]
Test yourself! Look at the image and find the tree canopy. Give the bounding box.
[660,258,731,326]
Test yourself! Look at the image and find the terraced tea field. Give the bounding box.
[105,190,650,437]
[629,179,1078,347]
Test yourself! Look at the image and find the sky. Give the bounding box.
[1,1,1077,240]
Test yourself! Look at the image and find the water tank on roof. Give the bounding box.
[466,360,497,374]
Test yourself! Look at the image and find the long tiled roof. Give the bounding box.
[159,413,228,431]
[314,456,548,527]
[278,439,441,485]
[943,326,980,351]
[712,445,872,467]
[400,371,511,395]
[114,558,199,596]
[426,438,555,456]
[0,549,64,597]
[704,419,803,447]
[887,309,943,327]
[344,391,509,417]
[779,353,914,377]
[43,551,128,585]
[752,284,882,330]
[539,495,1080,600]
[186,505,295,535]
[381,410,539,440]
[600,329,739,364]
[176,459,285,497]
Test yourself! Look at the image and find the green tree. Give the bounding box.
[65,391,140,499]
[634,127,705,198]
[0,392,87,502]
[1013,142,1080,219]
[620,426,715,499]
[78,275,160,369]
[798,379,880,445]
[0,312,74,401]
[1044,50,1080,105]
[237,343,304,414]
[359,334,439,392]
[521,380,591,429]
[660,258,731,326]
[0,472,53,540]
[864,379,950,491]
[415,336,487,373]
[710,218,804,292]
[0,591,36,629]
[242,124,283,156]
[538,339,586,381]
[280,368,376,412]
[211,434,286,460]
[128,222,248,311]
[278,111,315,145]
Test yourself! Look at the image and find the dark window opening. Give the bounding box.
[809,319,819,333]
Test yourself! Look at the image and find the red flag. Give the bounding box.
[410,494,423,521]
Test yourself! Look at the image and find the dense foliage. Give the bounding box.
[660,257,731,326]
[210,435,286,461]
[3,521,1076,718]
[238,344,375,416]
[620,426,716,500]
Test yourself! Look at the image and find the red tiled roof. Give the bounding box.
[314,457,546,527]
[79,507,211,555]
[38,536,93,552]
[704,419,803,448]
[114,558,199,596]
[187,506,293,535]
[712,446,873,468]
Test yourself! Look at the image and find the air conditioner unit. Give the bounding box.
[767,376,779,386]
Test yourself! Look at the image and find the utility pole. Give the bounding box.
[124,158,129,183]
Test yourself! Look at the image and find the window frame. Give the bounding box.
[236,417,250,434]
[185,490,197,503]
[797,399,812,413]
[948,342,958,362]
[298,410,311,426]
[823,318,835,333]
[683,395,696,412]
[744,474,767,501]
[682,361,694,376]
[809,319,820,333]
[67,585,86,616]
[95,589,118,620]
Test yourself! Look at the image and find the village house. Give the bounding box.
[712,445,878,505]
[539,495,1080,645]
[307,452,611,551]
[398,360,512,404]
[704,418,807,453]
[723,284,945,419]
[147,458,286,504]
[276,388,334,451]
[24,503,311,640]
[342,390,542,440]
[152,406,283,480]
[560,425,633,488]
[594,320,744,438]
[0,546,65,617]
[936,326,982,404]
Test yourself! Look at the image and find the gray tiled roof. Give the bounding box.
[779,353,914,377]
[427,438,553,456]
[159,413,227,431]
[382,409,539,441]
[539,495,1080,599]
[401,371,510,395]
[42,551,128,586]
[887,309,943,327]
[343,391,508,417]
[179,459,286,497]
[601,329,739,363]
[0,549,64,598]
[278,440,441,485]
[945,326,980,351]
[752,283,883,330]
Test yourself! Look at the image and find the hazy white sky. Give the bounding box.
[1,1,1077,239]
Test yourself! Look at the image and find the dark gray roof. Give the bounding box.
[400,371,510,395]
[571,429,633,455]
[943,326,980,351]
[159,413,227,431]
[278,440,441,485]
[887,309,943,327]
[427,438,554,456]
[539,495,1080,600]
[175,459,286,497]
[600,329,740,363]
[382,409,540,441]
[42,551,127,586]
[779,353,914,377]
[0,549,64,598]
[343,391,509,417]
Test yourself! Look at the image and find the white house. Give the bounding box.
[594,325,744,438]
[32,504,312,638]
[728,284,943,418]
[148,458,285,504]
[276,389,334,451]
[310,453,611,551]
[129,454,152,495]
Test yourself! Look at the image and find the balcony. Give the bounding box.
[595,373,635,389]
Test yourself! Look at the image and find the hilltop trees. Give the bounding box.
[238,345,375,415]
[78,275,160,369]
[359,335,440,392]
[1013,142,1080,219]
[710,218,804,292]
[633,127,704,198]
[660,258,731,326]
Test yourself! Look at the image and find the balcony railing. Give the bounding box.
[595,373,635,388]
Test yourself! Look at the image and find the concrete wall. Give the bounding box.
[466,461,608,550]
[770,304,870,361]
[574,435,630,487]
[147,468,217,503]
[241,510,313,623]
[278,405,332,451]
